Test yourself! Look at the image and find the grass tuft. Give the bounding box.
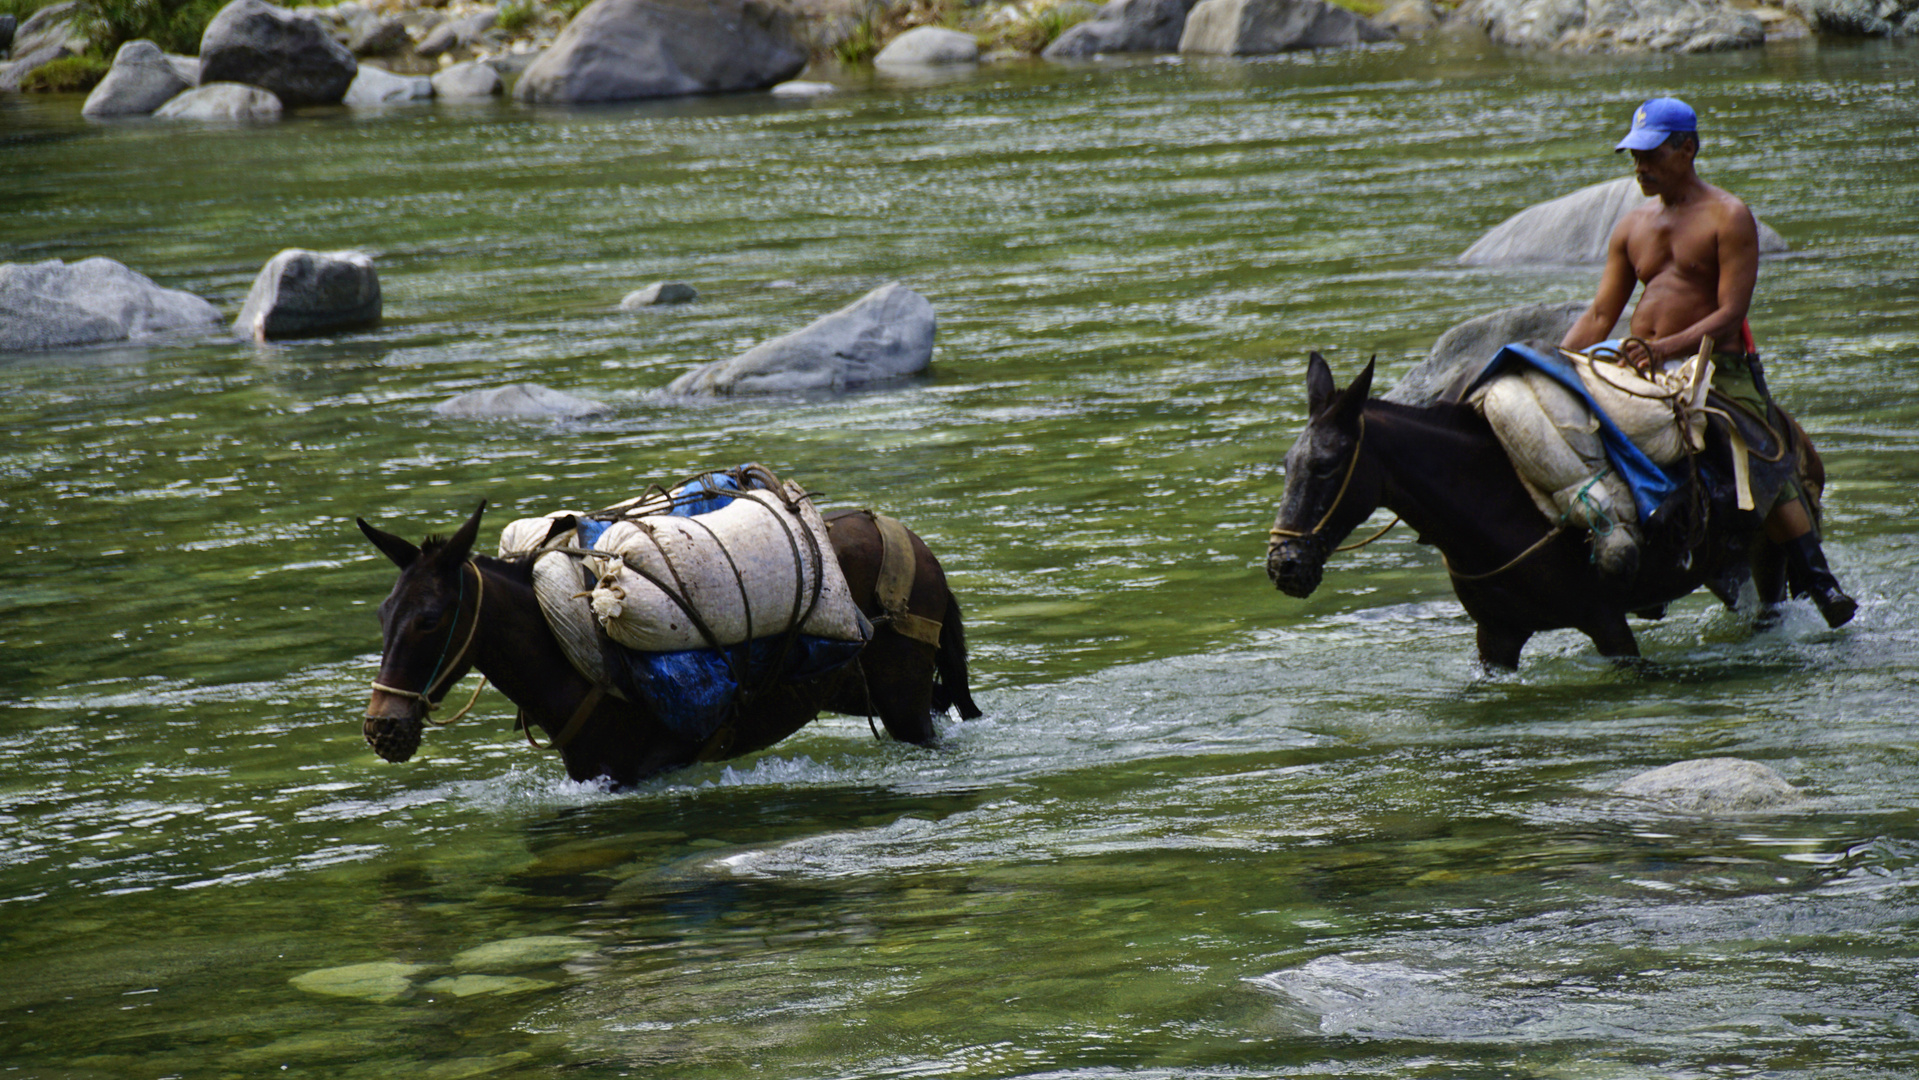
[18,53,110,90]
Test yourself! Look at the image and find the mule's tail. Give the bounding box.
[932,592,983,720]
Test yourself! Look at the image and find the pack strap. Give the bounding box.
[870,512,943,647]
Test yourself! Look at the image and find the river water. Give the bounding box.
[3,31,1917,1079]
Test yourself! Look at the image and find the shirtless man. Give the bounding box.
[1561,97,1855,627]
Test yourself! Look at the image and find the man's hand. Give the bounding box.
[1619,338,1661,373]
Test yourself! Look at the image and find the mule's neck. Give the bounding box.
[467,555,597,722]
[1364,400,1546,555]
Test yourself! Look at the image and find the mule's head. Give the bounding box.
[355,501,486,762]
[1267,353,1375,598]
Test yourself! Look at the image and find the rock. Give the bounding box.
[1383,301,1585,406]
[154,82,285,120]
[433,383,611,418]
[10,0,85,57]
[450,935,595,971]
[416,9,496,56]
[1459,177,1788,266]
[514,0,806,103]
[348,15,410,55]
[770,79,835,96]
[0,258,224,352]
[288,961,426,1003]
[199,0,359,107]
[344,63,434,104]
[619,282,697,308]
[1784,0,1919,34]
[1376,0,1441,34]
[874,25,981,64]
[431,59,502,98]
[82,40,193,118]
[421,974,552,997]
[1044,0,1196,58]
[1615,757,1805,813]
[1,43,76,93]
[233,249,381,339]
[1458,0,1763,52]
[664,281,935,396]
[1178,0,1393,53]
[167,53,202,85]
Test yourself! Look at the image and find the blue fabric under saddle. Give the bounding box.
[618,634,865,742]
[669,473,742,517]
[1464,342,1680,521]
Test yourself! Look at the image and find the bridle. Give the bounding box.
[1268,415,1400,554]
[370,560,488,727]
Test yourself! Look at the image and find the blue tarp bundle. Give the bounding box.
[1465,342,1681,521]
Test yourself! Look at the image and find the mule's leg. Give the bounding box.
[1475,623,1531,670]
[860,635,942,746]
[1752,537,1789,630]
[1584,613,1641,660]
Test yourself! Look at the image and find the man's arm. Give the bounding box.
[1643,199,1758,362]
[1561,216,1637,353]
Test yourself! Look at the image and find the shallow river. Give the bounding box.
[3,31,1918,1079]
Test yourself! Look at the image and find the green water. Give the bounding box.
[3,33,1918,1079]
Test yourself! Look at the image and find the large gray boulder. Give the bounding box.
[199,0,358,107]
[1784,0,1919,34]
[343,63,433,105]
[434,383,611,419]
[233,249,381,340]
[1615,757,1805,813]
[0,258,223,352]
[665,282,935,396]
[1178,0,1393,53]
[621,282,697,307]
[1383,301,1585,406]
[82,40,193,118]
[873,26,980,65]
[1460,177,1789,266]
[0,2,86,91]
[1044,0,1196,57]
[431,59,502,98]
[154,82,285,120]
[1458,0,1763,51]
[512,0,807,104]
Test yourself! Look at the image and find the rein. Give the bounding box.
[1268,415,1402,553]
[371,561,489,727]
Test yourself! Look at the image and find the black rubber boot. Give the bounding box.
[1783,533,1857,628]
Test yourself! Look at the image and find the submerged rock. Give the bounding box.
[664,281,936,396]
[1460,177,1788,266]
[770,79,836,96]
[234,248,381,339]
[288,961,427,1003]
[1383,301,1586,406]
[82,40,193,118]
[1179,0,1392,53]
[199,0,358,106]
[153,82,284,120]
[1460,0,1764,51]
[512,0,807,104]
[421,974,553,997]
[0,258,223,352]
[620,282,697,308]
[450,935,596,971]
[874,25,981,65]
[433,383,611,419]
[1616,757,1805,813]
[1044,0,1198,57]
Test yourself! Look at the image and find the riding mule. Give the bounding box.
[1265,354,1802,669]
[358,502,980,787]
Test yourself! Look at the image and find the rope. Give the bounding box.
[1442,523,1569,583]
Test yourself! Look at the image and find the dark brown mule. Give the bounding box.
[1264,354,1801,669]
[357,502,981,787]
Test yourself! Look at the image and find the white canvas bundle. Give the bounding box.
[497,511,587,558]
[1568,350,1711,466]
[587,481,867,652]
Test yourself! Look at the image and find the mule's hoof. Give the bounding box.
[1754,605,1785,633]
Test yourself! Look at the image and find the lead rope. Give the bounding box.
[370,561,489,727]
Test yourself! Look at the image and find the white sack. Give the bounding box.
[587,481,867,652]
[1568,352,1709,466]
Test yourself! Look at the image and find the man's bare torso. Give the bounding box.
[1621,183,1750,344]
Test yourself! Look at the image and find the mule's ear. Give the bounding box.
[439,500,488,564]
[1348,356,1376,403]
[359,518,421,569]
[1306,352,1337,415]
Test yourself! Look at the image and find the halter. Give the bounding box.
[370,561,489,727]
[1268,416,1401,553]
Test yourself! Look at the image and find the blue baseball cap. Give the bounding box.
[1615,97,1697,151]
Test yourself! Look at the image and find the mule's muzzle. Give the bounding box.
[364,690,425,762]
[1267,538,1325,599]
